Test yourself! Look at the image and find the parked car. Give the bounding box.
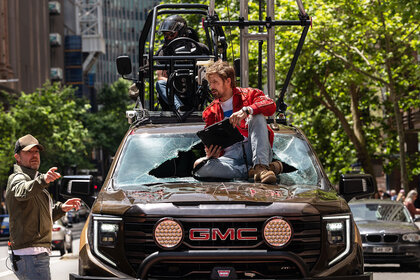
[65,209,80,224]
[0,215,9,237]
[349,199,420,270]
[52,218,73,256]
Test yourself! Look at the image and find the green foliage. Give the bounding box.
[0,103,17,185]
[290,0,420,182]
[0,82,90,186]
[0,79,132,189]
[83,78,132,156]
[161,0,419,184]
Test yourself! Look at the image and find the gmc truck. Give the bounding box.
[61,1,374,279]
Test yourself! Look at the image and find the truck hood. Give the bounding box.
[92,182,349,216]
[356,220,420,235]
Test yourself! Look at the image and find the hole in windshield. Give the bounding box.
[149,142,205,178]
[113,133,320,189]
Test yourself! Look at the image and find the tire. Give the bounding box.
[60,248,65,256]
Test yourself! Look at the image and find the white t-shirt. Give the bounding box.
[220,97,233,119]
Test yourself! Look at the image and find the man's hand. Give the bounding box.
[205,144,222,159]
[61,198,81,213]
[229,110,248,127]
[45,167,61,184]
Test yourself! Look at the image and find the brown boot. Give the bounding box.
[269,160,283,175]
[253,164,277,184]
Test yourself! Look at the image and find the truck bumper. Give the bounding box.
[70,249,372,280]
[69,273,372,280]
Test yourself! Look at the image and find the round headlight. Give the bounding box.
[153,218,184,249]
[263,217,292,248]
[402,233,420,242]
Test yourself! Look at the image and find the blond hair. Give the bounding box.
[405,190,418,203]
[205,60,236,89]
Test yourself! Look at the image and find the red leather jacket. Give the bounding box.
[202,87,276,146]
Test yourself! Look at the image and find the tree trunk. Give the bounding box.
[349,83,375,177]
[389,92,409,192]
[313,77,376,181]
[378,2,410,193]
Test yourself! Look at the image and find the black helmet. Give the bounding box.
[159,15,187,37]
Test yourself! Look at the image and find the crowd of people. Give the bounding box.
[374,188,420,219]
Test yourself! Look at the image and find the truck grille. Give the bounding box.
[123,215,321,278]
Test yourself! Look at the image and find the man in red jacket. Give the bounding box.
[194,60,282,184]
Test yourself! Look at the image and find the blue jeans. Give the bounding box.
[156,80,184,110]
[11,253,51,280]
[195,114,273,179]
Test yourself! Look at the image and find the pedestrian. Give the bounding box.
[6,134,81,280]
[193,60,282,184]
[378,188,390,200]
[390,189,397,201]
[404,190,420,219]
[396,189,405,202]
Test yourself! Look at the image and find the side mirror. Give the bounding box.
[59,175,96,208]
[338,174,376,202]
[116,56,132,75]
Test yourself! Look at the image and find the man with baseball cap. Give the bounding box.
[6,134,81,280]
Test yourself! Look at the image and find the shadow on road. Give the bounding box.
[365,265,420,273]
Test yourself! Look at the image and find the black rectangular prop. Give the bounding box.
[197,119,244,149]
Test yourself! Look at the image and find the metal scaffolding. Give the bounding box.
[76,0,106,74]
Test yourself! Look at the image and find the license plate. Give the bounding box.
[373,246,393,253]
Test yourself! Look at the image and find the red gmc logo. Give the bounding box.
[189,228,258,241]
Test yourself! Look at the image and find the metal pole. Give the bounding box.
[209,0,215,16]
[258,0,263,90]
[267,0,275,100]
[240,0,249,88]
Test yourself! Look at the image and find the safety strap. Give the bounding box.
[241,142,249,173]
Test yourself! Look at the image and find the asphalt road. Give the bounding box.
[0,222,83,280]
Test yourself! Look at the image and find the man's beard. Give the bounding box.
[212,90,222,99]
[28,160,40,170]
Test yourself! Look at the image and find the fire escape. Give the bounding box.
[76,0,105,75]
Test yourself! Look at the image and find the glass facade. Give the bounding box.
[95,0,160,89]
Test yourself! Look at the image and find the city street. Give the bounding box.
[0,222,83,280]
[0,220,419,280]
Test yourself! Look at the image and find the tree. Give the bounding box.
[161,0,420,188]
[82,78,132,176]
[289,0,419,189]
[0,82,91,188]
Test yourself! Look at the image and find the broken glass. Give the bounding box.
[113,132,321,190]
[272,135,319,186]
[114,134,201,188]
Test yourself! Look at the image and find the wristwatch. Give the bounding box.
[242,106,251,115]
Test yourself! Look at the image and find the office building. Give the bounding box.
[95,0,160,89]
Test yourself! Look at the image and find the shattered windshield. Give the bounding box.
[113,132,321,189]
[350,203,412,222]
